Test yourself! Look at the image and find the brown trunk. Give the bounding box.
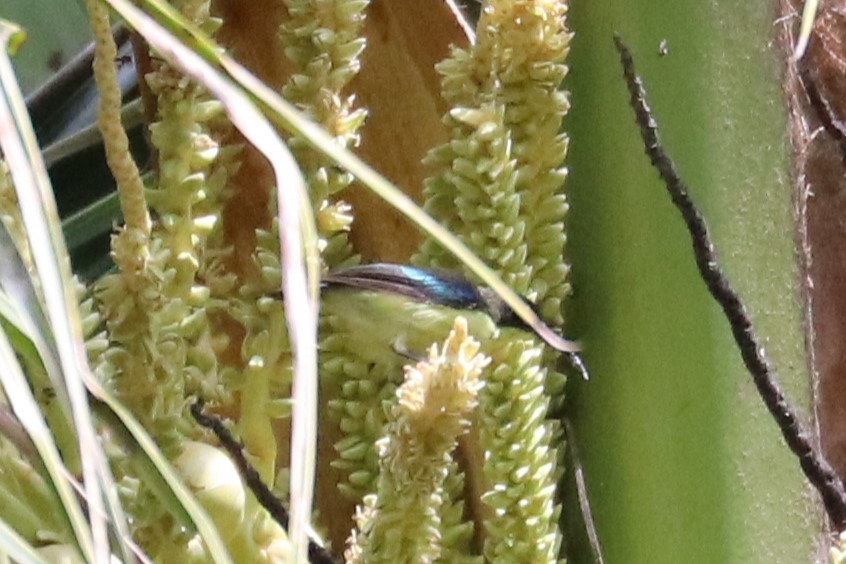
[782,0,846,479]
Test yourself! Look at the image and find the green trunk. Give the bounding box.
[565,1,821,562]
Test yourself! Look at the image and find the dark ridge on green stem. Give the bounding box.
[614,34,846,530]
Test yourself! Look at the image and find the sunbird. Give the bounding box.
[319,263,588,379]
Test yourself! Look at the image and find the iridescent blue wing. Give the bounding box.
[321,263,486,312]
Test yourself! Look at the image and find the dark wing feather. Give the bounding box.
[321,263,582,353]
[322,263,485,311]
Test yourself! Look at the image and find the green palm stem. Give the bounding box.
[563,2,820,562]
